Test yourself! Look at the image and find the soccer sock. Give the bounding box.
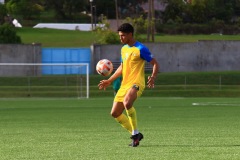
[115,114,132,134]
[126,107,139,135]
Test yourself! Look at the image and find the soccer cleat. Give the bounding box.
[129,132,144,147]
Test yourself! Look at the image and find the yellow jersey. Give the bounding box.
[120,41,153,90]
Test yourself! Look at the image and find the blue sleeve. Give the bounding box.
[140,46,153,62]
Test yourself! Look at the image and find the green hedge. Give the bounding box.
[156,23,240,35]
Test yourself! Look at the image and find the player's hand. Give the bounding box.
[147,76,155,88]
[98,80,111,90]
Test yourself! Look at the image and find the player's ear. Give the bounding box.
[131,32,134,37]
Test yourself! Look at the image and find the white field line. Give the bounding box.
[192,102,240,106]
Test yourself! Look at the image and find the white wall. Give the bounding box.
[33,23,104,31]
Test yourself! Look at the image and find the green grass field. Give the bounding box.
[1,97,240,160]
[0,71,240,98]
[17,28,240,47]
[17,28,98,47]
[4,27,239,160]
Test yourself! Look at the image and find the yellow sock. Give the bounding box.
[115,114,132,134]
[126,107,138,134]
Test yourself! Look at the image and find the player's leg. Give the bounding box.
[124,87,138,133]
[124,85,144,147]
[111,102,132,134]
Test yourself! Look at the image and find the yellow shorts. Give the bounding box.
[114,84,144,102]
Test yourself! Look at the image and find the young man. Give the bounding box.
[98,23,159,147]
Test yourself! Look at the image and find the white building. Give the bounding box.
[141,0,168,12]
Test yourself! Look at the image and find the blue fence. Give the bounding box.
[42,48,91,75]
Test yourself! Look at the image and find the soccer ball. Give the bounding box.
[96,59,113,76]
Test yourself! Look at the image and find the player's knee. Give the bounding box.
[123,100,132,110]
[110,110,120,118]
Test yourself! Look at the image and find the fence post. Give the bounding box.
[184,76,187,90]
[219,75,222,90]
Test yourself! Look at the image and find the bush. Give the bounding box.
[223,25,240,35]
[155,21,240,35]
[95,17,119,44]
[102,30,119,44]
[0,24,21,44]
[0,4,7,25]
[125,16,148,34]
[123,16,148,42]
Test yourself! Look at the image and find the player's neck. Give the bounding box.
[127,39,136,47]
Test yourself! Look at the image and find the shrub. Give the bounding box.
[124,16,148,42]
[0,23,21,44]
[95,17,119,44]
[0,4,7,25]
[155,21,240,35]
[125,15,148,34]
[102,30,119,44]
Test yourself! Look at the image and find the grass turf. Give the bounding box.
[17,28,240,47]
[0,71,240,98]
[0,97,240,160]
[17,28,98,47]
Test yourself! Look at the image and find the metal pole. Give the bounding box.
[115,0,119,28]
[184,76,187,90]
[147,0,151,42]
[151,0,155,42]
[94,6,97,29]
[90,1,93,30]
[219,75,222,90]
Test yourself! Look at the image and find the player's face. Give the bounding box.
[118,31,132,44]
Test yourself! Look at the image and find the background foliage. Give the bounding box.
[0,23,21,43]
[1,0,240,36]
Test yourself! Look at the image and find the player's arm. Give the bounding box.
[107,63,122,83]
[139,47,159,88]
[147,58,159,88]
[98,63,122,90]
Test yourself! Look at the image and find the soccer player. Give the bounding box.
[98,23,159,147]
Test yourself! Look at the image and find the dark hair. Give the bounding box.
[117,23,134,34]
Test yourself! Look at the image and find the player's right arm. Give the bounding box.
[98,63,122,90]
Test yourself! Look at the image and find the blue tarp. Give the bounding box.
[42,48,91,75]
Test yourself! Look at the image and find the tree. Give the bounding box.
[0,3,7,25]
[214,0,234,23]
[0,23,21,44]
[45,0,88,20]
[162,0,185,24]
[190,0,207,23]
[92,0,148,19]
[162,0,236,24]
[6,0,44,20]
[232,0,240,16]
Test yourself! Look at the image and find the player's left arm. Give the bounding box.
[140,47,159,88]
[147,58,159,88]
